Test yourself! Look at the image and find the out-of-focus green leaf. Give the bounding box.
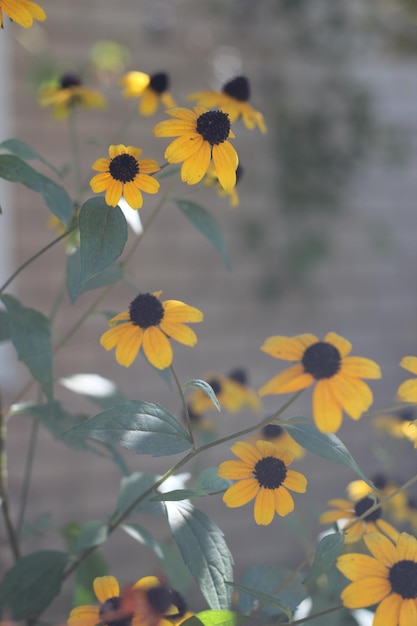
[230,583,292,619]
[183,379,221,412]
[121,523,164,559]
[115,472,165,517]
[0,138,62,177]
[183,611,247,626]
[175,199,230,269]
[65,400,193,457]
[0,295,53,400]
[74,521,109,553]
[166,500,233,610]
[0,551,68,620]
[303,533,345,586]
[0,309,10,342]
[0,154,73,225]
[77,197,127,296]
[66,248,124,303]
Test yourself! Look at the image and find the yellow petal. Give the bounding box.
[163,300,204,323]
[312,379,343,433]
[114,325,143,367]
[68,606,100,626]
[329,374,373,420]
[341,356,381,379]
[258,365,314,396]
[373,594,402,626]
[341,577,390,608]
[400,356,417,375]
[180,141,211,185]
[255,439,279,458]
[138,159,160,174]
[92,157,111,172]
[260,334,318,361]
[274,486,294,517]
[109,144,127,158]
[212,141,238,191]
[399,598,417,626]
[324,332,352,357]
[135,174,160,194]
[142,327,172,369]
[254,488,275,525]
[165,134,203,162]
[337,553,387,581]
[364,532,398,566]
[139,89,159,116]
[230,440,261,465]
[284,469,307,493]
[396,531,417,560]
[217,459,253,480]
[159,321,197,346]
[132,575,160,591]
[90,172,112,193]
[123,181,143,210]
[105,178,123,207]
[319,509,352,524]
[94,575,119,602]
[153,119,197,137]
[397,379,417,403]
[223,478,258,507]
[120,72,150,97]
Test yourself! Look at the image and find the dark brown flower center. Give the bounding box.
[354,495,381,521]
[254,456,287,489]
[389,560,417,598]
[262,424,284,440]
[207,378,222,395]
[196,110,231,145]
[228,367,247,385]
[168,589,188,618]
[222,76,250,102]
[235,163,244,185]
[60,73,82,89]
[129,293,164,328]
[99,597,133,626]
[302,341,341,379]
[146,585,173,614]
[397,407,415,422]
[109,154,139,183]
[150,72,169,94]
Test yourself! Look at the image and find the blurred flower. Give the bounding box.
[398,356,417,404]
[0,0,46,29]
[153,107,238,190]
[258,332,381,434]
[370,473,410,526]
[120,71,176,116]
[337,531,417,624]
[188,76,266,133]
[38,73,106,119]
[320,479,399,544]
[90,144,160,210]
[373,406,417,447]
[68,575,191,626]
[218,439,307,525]
[182,403,216,433]
[100,291,203,370]
[251,423,305,459]
[188,367,261,414]
[204,163,243,207]
[47,208,80,252]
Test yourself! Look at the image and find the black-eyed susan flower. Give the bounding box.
[153,107,238,190]
[187,76,267,134]
[398,356,417,404]
[0,0,46,29]
[258,332,381,434]
[188,367,261,414]
[182,404,216,434]
[337,531,417,625]
[90,145,160,210]
[320,479,399,544]
[38,73,106,119]
[204,163,243,208]
[120,71,176,116]
[218,440,307,525]
[252,423,305,459]
[100,291,203,370]
[373,406,417,448]
[68,575,188,626]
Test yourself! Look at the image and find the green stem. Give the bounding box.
[68,111,82,202]
[0,391,20,561]
[0,225,78,296]
[170,364,195,448]
[16,419,39,536]
[281,604,343,625]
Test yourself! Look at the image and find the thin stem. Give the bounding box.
[281,604,343,625]
[68,111,82,202]
[0,391,20,561]
[16,419,39,536]
[0,225,78,295]
[170,364,195,448]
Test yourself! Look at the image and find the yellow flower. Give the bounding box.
[68,575,189,626]
[320,479,399,544]
[373,406,417,448]
[218,440,307,525]
[258,332,381,433]
[153,107,238,190]
[188,368,261,414]
[100,291,203,370]
[0,0,45,28]
[188,76,267,134]
[337,531,417,625]
[120,71,176,116]
[90,145,160,210]
[249,423,305,460]
[38,73,106,119]
[398,356,417,404]
[203,163,243,208]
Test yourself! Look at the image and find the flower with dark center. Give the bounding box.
[398,355,417,405]
[257,423,305,459]
[337,531,417,624]
[187,76,266,133]
[373,404,417,447]
[90,144,160,210]
[0,0,46,29]
[100,291,203,370]
[218,440,307,525]
[38,73,106,119]
[153,107,239,190]
[187,370,261,414]
[203,162,244,207]
[259,332,381,434]
[120,70,176,116]
[320,479,399,544]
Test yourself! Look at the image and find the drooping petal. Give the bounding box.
[337,553,388,581]
[254,488,275,525]
[142,327,172,369]
[341,577,390,608]
[397,378,417,403]
[274,486,294,517]
[260,334,318,361]
[108,311,130,324]
[364,532,398,566]
[284,469,307,493]
[258,365,314,396]
[67,605,100,626]
[341,356,381,379]
[217,459,254,480]
[396,531,417,561]
[163,300,204,323]
[140,89,159,116]
[230,440,262,465]
[400,356,417,375]
[399,598,417,626]
[212,141,238,191]
[159,321,197,346]
[105,178,123,207]
[329,374,374,420]
[324,332,352,357]
[123,181,143,210]
[222,478,258,507]
[135,174,160,195]
[153,118,197,137]
[373,593,402,626]
[114,325,143,367]
[94,575,120,602]
[375,519,400,543]
[180,141,211,185]
[320,509,353,524]
[312,379,343,433]
[132,575,161,590]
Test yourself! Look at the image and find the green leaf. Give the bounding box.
[77,197,127,295]
[184,610,247,626]
[0,550,68,620]
[184,379,221,412]
[196,467,233,494]
[0,138,62,177]
[115,472,165,517]
[75,521,109,553]
[230,583,292,619]
[0,154,73,225]
[284,419,374,487]
[175,199,231,269]
[65,400,193,457]
[303,533,345,586]
[0,309,10,342]
[121,523,164,559]
[66,248,124,303]
[0,295,53,400]
[166,500,234,610]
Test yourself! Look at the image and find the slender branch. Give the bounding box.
[68,111,82,203]
[16,419,39,536]
[170,364,195,448]
[281,604,343,625]
[0,391,20,560]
